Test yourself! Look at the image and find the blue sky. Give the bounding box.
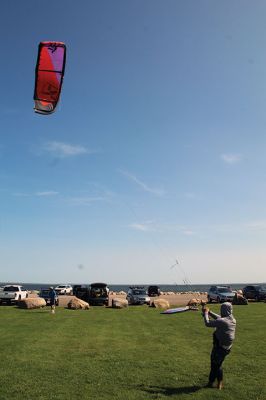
[0,1,266,284]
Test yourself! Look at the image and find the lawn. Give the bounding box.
[0,303,265,400]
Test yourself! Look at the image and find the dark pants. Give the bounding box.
[209,335,230,383]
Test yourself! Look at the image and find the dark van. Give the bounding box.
[148,285,161,297]
[88,283,109,306]
[73,285,89,300]
[242,285,266,301]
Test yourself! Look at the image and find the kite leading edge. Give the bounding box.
[33,41,66,115]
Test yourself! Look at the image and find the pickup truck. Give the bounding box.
[0,285,28,304]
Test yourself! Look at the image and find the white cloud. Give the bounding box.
[43,141,94,158]
[245,220,266,230]
[35,191,59,197]
[129,221,197,235]
[129,223,153,232]
[129,223,149,231]
[67,196,106,206]
[119,169,165,196]
[182,230,196,236]
[220,153,242,164]
[13,191,59,198]
[127,218,266,237]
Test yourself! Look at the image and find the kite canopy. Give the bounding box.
[161,306,190,314]
[161,306,199,314]
[34,41,66,115]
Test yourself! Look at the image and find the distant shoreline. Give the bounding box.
[1,282,263,293]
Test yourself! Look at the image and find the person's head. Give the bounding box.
[50,286,54,290]
[220,302,233,317]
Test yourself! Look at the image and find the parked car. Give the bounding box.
[88,283,109,306]
[207,286,235,303]
[0,285,28,304]
[72,284,89,299]
[39,288,59,306]
[148,285,161,297]
[127,286,150,305]
[242,285,266,301]
[55,284,73,295]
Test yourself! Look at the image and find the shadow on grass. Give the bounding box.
[140,384,202,396]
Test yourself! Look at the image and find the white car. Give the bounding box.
[55,284,73,295]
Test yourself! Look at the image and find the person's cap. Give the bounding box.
[50,286,54,289]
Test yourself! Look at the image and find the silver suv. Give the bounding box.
[208,286,234,303]
[126,286,150,305]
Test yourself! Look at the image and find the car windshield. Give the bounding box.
[4,286,18,292]
[257,286,266,291]
[58,286,66,288]
[133,290,146,295]
[91,288,107,296]
[218,288,232,293]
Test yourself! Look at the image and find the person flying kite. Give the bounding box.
[202,302,236,390]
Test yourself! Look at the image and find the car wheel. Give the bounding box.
[207,296,212,303]
[217,297,221,303]
[255,295,260,302]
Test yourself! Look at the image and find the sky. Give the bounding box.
[0,1,266,285]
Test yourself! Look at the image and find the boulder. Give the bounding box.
[18,297,46,309]
[67,296,90,310]
[28,290,40,295]
[112,298,128,308]
[117,291,127,296]
[187,298,201,306]
[150,299,170,309]
[232,294,248,305]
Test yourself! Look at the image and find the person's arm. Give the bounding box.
[209,311,220,319]
[204,310,219,327]
[202,306,219,327]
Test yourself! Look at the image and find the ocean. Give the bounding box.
[0,282,261,292]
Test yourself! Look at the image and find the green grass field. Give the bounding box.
[0,303,265,400]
